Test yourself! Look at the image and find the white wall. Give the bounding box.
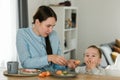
[75,0,120,62]
[27,0,76,26]
[27,0,120,62]
[27,0,65,26]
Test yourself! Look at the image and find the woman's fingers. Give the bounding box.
[67,60,77,69]
[57,58,67,65]
[57,56,67,65]
[48,55,67,66]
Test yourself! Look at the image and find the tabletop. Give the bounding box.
[1,68,120,80]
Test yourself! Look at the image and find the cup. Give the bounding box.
[7,61,19,74]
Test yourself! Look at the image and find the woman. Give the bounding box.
[16,6,77,71]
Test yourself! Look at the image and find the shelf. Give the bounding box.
[64,28,76,31]
[50,6,78,59]
[63,48,76,53]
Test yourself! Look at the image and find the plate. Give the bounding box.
[20,69,41,75]
[52,72,77,78]
[3,69,41,77]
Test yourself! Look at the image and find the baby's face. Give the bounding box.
[84,47,101,65]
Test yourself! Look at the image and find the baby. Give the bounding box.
[75,45,105,75]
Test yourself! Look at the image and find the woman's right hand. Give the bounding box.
[48,55,67,66]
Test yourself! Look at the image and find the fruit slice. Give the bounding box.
[38,71,51,77]
[62,70,68,75]
[56,70,62,75]
[75,60,80,65]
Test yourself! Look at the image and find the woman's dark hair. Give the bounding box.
[32,5,57,24]
[87,45,102,58]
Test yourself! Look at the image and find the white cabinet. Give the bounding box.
[50,6,78,60]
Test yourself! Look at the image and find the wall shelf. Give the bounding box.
[50,6,78,59]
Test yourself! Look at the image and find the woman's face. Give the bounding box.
[84,47,101,66]
[35,17,56,37]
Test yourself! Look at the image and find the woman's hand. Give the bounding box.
[48,55,67,66]
[67,59,78,69]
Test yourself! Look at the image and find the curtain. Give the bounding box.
[0,0,18,68]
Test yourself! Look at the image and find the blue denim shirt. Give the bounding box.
[16,27,66,71]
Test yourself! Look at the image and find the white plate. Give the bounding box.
[20,69,41,75]
[3,69,41,77]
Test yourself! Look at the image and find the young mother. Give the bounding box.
[16,5,77,71]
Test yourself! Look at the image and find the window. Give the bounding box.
[0,0,18,68]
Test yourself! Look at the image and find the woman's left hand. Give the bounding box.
[67,59,78,69]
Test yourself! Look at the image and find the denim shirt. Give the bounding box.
[16,27,66,71]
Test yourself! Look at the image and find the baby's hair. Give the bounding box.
[87,45,102,58]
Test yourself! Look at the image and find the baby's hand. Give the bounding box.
[86,60,97,70]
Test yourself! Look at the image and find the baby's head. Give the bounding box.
[87,45,102,58]
[84,45,102,66]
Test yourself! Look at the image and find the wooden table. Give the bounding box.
[1,68,120,80]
